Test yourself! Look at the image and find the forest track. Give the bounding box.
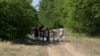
[47,42,85,56]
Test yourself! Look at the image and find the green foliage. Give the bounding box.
[39,0,100,36]
[0,0,38,40]
[69,0,100,35]
[38,0,64,28]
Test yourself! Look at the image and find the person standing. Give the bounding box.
[59,26,64,42]
[45,28,50,42]
[39,25,46,41]
[52,29,57,41]
[33,26,39,41]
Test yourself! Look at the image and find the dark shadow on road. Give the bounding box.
[12,38,63,46]
[0,37,74,46]
[11,38,73,46]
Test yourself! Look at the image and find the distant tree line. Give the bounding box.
[0,0,38,40]
[38,0,100,36]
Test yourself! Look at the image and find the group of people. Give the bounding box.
[32,25,64,42]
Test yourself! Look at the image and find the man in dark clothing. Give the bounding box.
[45,28,50,42]
[39,25,45,41]
[39,25,43,37]
[33,26,39,41]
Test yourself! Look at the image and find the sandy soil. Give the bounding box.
[47,42,85,56]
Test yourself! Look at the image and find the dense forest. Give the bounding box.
[38,0,100,36]
[0,0,100,40]
[0,0,38,40]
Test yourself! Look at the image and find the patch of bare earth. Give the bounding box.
[67,36,100,56]
[47,43,73,56]
[0,41,47,56]
[47,42,85,56]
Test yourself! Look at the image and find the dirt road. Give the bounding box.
[0,37,100,56]
[47,42,85,56]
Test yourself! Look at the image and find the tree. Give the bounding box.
[39,0,100,36]
[38,0,63,28]
[0,0,38,40]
